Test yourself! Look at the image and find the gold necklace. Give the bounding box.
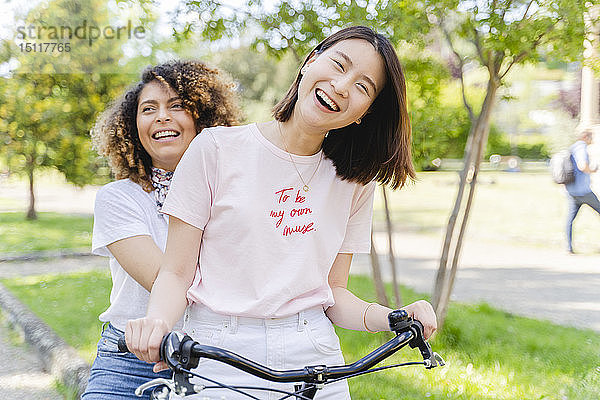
[277,121,323,192]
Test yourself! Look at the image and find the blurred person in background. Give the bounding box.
[565,129,600,254]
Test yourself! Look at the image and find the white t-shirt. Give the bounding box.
[92,179,181,331]
[162,123,375,318]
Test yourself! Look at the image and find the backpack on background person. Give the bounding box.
[550,150,575,184]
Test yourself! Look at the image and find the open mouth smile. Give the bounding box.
[316,89,340,112]
[152,130,181,140]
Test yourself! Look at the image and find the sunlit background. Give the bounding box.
[1,1,599,399]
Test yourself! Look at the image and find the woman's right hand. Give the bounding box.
[401,300,437,340]
[125,317,170,372]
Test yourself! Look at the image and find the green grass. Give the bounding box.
[341,276,600,399]
[1,270,110,363]
[2,271,598,399]
[374,171,600,253]
[0,212,93,254]
[54,380,80,400]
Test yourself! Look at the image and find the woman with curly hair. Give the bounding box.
[127,27,437,399]
[82,60,240,400]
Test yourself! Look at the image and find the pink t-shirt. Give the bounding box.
[161,123,375,318]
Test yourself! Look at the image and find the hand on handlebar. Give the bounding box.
[401,300,437,340]
[118,315,445,398]
[125,317,170,372]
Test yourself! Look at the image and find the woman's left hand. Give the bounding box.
[402,300,437,340]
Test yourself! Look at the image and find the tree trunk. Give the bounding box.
[382,186,401,307]
[26,164,37,220]
[369,230,389,307]
[438,102,495,323]
[431,118,478,309]
[433,78,499,328]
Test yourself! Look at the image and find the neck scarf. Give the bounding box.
[150,167,174,211]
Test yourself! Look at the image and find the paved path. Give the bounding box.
[5,232,595,336]
[0,179,104,399]
[354,230,600,332]
[0,256,107,279]
[0,322,62,400]
[0,178,98,215]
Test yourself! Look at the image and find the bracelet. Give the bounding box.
[362,303,379,333]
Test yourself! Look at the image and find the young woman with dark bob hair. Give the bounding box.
[82,60,240,399]
[126,26,437,399]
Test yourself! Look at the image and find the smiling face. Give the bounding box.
[136,80,197,171]
[294,38,386,132]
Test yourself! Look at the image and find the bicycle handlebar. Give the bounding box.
[117,309,443,385]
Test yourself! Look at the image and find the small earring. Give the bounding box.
[355,118,362,125]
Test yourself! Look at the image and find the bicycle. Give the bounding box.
[118,309,445,399]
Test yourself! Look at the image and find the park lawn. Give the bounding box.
[2,271,598,399]
[344,276,600,400]
[1,270,109,364]
[0,212,93,255]
[374,171,600,254]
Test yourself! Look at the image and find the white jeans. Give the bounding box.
[173,304,351,400]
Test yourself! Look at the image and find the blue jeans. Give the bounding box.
[81,323,172,400]
[566,191,600,251]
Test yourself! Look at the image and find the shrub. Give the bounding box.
[486,132,550,160]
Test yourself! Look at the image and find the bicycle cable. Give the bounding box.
[276,385,320,400]
[178,367,261,400]
[324,361,427,385]
[179,367,316,400]
[179,361,428,399]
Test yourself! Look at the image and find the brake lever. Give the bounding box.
[134,378,173,399]
[159,332,206,396]
[388,309,445,369]
[408,320,439,369]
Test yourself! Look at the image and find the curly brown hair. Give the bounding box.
[92,60,241,192]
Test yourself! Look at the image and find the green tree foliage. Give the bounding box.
[182,0,468,168]
[428,0,597,327]
[0,0,147,219]
[486,131,550,160]
[411,105,471,169]
[185,0,431,61]
[403,56,471,169]
[207,46,298,121]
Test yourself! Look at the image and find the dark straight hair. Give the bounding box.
[273,26,415,190]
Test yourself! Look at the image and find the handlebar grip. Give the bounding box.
[117,335,129,353]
